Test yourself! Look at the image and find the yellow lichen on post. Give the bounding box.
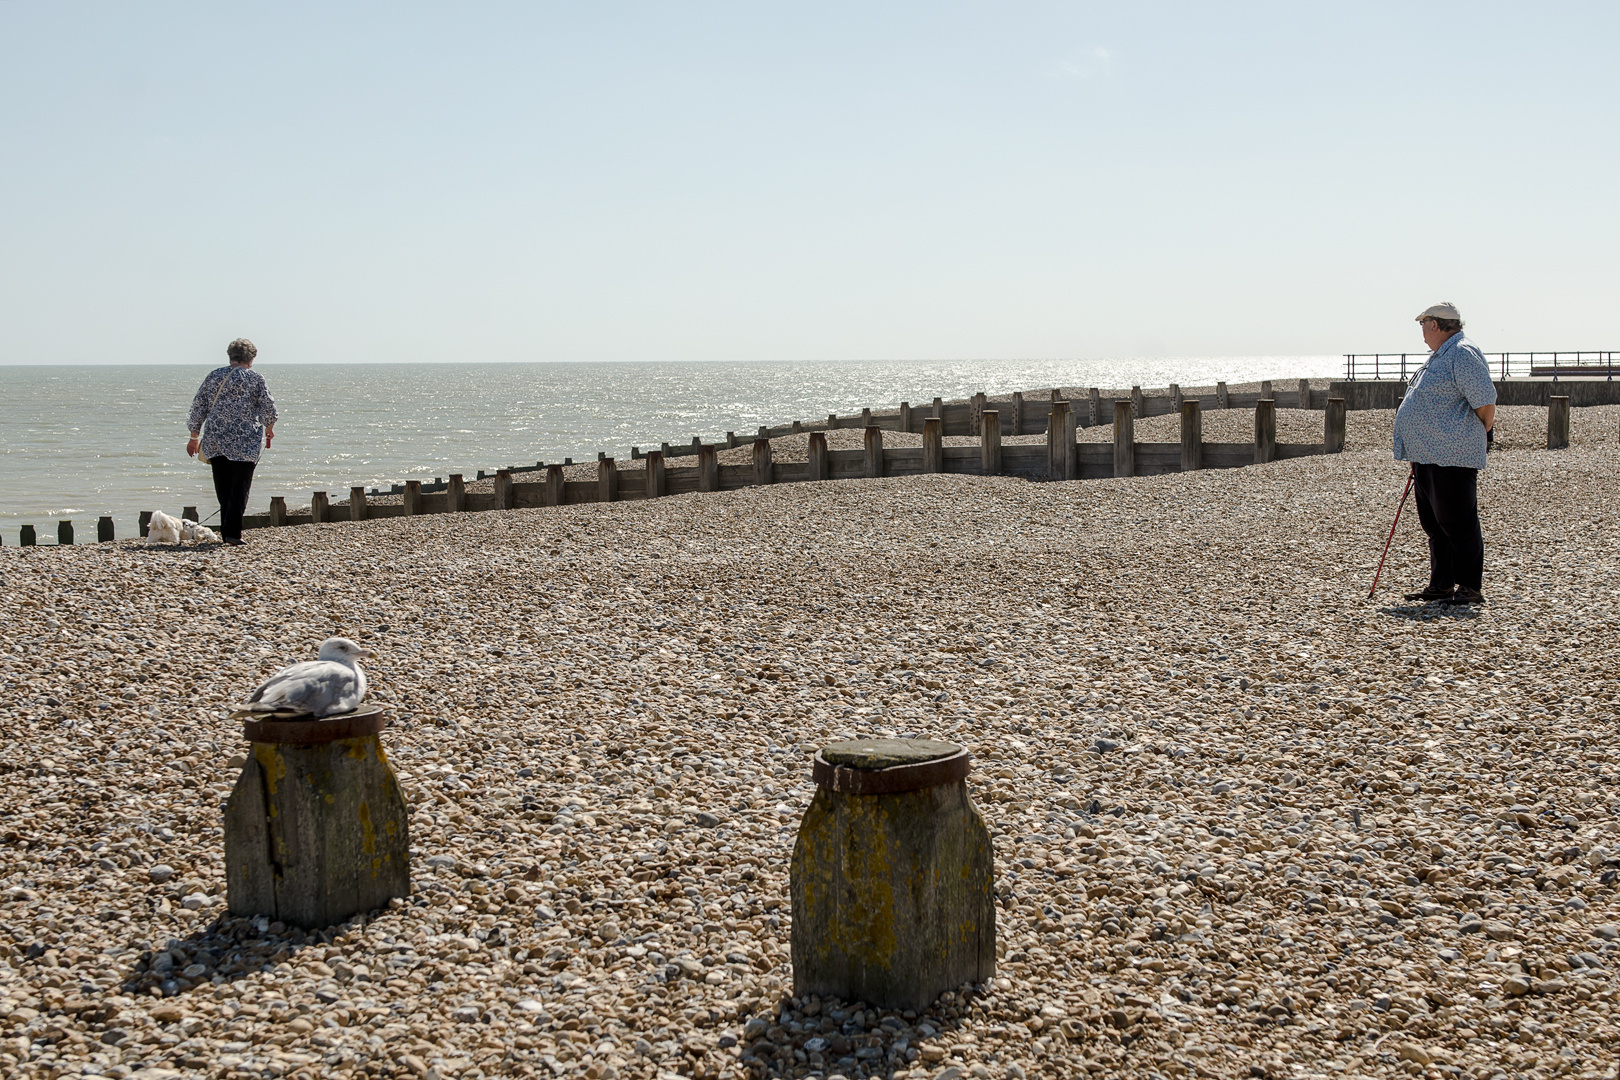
[791,739,995,1011]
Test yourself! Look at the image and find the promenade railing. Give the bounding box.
[1344,352,1618,381]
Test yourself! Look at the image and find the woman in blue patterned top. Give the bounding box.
[1392,303,1496,606]
[186,338,278,546]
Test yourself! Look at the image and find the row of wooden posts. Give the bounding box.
[243,397,1342,531]
[2,391,1581,545]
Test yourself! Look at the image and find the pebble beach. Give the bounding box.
[1,404,1617,1080]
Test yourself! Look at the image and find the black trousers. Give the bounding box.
[1411,463,1483,591]
[209,457,257,541]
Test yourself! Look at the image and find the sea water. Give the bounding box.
[0,356,1338,535]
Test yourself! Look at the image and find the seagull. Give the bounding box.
[229,637,373,719]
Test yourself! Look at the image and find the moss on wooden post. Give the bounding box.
[790,738,995,1012]
[223,708,410,929]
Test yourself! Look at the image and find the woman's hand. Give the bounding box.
[186,436,200,458]
[265,428,274,449]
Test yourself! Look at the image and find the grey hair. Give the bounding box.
[227,338,258,364]
[1432,318,1463,335]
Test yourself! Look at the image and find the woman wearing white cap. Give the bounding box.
[1391,304,1496,605]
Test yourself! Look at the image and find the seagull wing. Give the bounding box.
[230,660,361,718]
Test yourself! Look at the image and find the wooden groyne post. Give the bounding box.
[1113,400,1135,477]
[1181,400,1203,472]
[980,410,1001,475]
[1548,396,1571,450]
[1255,399,1277,464]
[223,708,410,928]
[1325,397,1347,453]
[790,738,995,1011]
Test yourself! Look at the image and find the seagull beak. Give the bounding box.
[361,649,375,659]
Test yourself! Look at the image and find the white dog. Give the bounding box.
[146,511,183,545]
[180,520,220,544]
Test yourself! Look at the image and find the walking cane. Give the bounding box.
[1368,469,1415,600]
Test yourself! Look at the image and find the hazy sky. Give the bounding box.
[2,2,1615,365]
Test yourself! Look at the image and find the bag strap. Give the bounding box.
[202,368,234,426]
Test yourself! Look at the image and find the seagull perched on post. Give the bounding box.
[229,637,373,719]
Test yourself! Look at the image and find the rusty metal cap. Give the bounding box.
[812,738,971,795]
[241,706,388,746]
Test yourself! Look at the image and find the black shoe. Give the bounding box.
[1403,586,1454,602]
[1443,587,1485,606]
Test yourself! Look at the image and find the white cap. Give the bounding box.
[1415,302,1463,324]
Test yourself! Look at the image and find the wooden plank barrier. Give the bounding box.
[206,377,1475,536]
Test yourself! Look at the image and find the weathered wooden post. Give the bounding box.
[349,487,367,522]
[980,410,1001,475]
[1087,388,1101,426]
[1180,400,1203,472]
[447,474,466,512]
[1113,400,1135,478]
[753,439,774,486]
[20,525,35,547]
[1131,385,1144,418]
[1298,379,1312,410]
[827,413,839,430]
[1547,396,1571,450]
[57,521,73,545]
[690,436,702,456]
[859,408,872,429]
[543,465,565,507]
[1216,382,1230,409]
[597,458,618,502]
[224,708,410,929]
[790,738,995,1012]
[1324,397,1347,454]
[970,393,987,436]
[402,482,421,516]
[1260,380,1274,401]
[899,401,912,432]
[1255,399,1277,464]
[922,417,943,473]
[269,497,287,527]
[646,452,667,498]
[726,432,737,449]
[97,516,114,543]
[757,425,770,441]
[864,426,884,479]
[182,507,199,523]
[1063,396,1078,476]
[1047,400,1073,480]
[791,420,803,434]
[807,432,829,482]
[1010,392,1024,436]
[932,396,944,421]
[139,511,153,538]
[698,445,719,492]
[494,469,514,510]
[311,492,329,524]
[1170,383,1182,412]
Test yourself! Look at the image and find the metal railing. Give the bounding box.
[1343,351,1617,381]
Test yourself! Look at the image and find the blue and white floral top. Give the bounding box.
[187,366,278,464]
[1392,333,1496,470]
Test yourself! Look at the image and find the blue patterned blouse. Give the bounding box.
[187,366,278,464]
[1392,333,1497,470]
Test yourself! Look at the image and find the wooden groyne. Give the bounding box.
[7,377,1611,545]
